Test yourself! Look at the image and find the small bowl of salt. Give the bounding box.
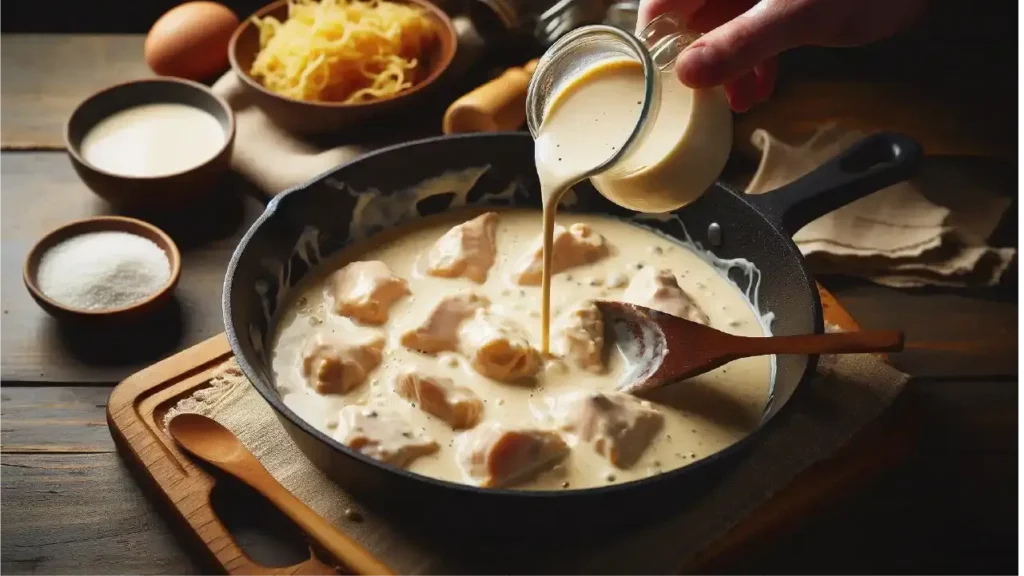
[23,216,182,323]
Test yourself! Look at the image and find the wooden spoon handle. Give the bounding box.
[243,466,395,575]
[732,329,905,357]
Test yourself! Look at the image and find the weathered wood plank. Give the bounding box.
[0,453,201,575]
[719,377,1018,575]
[0,152,266,383]
[825,279,1018,378]
[1,386,115,453]
[0,35,151,149]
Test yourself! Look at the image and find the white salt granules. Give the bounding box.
[36,231,172,311]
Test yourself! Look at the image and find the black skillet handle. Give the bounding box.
[744,132,923,236]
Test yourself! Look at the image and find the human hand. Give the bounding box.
[637,0,926,111]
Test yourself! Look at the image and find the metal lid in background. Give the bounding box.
[466,0,610,46]
[534,0,607,46]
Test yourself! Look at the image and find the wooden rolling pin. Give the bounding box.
[443,59,540,134]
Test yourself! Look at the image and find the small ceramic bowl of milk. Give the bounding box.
[65,77,235,211]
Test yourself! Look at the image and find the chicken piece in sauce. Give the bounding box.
[623,267,709,325]
[458,422,569,488]
[393,369,483,429]
[335,405,439,467]
[556,391,664,469]
[325,261,410,325]
[301,333,385,395]
[425,212,499,283]
[512,223,608,285]
[460,308,542,382]
[552,300,605,373]
[400,293,490,354]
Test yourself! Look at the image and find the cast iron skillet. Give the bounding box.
[223,131,921,524]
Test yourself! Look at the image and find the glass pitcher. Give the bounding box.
[526,14,733,213]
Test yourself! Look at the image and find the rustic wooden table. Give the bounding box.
[0,33,1017,574]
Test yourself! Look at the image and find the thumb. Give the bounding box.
[676,1,803,88]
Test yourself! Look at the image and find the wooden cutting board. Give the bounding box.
[105,285,915,574]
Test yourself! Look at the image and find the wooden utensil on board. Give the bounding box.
[167,413,395,576]
[442,59,539,133]
[596,301,905,395]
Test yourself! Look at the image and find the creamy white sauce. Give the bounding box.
[589,65,732,213]
[533,58,731,351]
[270,209,772,490]
[80,103,225,177]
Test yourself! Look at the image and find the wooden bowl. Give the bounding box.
[228,0,458,136]
[23,216,182,324]
[65,78,236,211]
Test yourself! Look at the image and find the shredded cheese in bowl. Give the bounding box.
[250,0,438,104]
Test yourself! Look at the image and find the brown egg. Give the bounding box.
[145,2,240,81]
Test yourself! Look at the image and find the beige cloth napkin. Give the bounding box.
[166,324,908,574]
[745,124,1015,288]
[212,16,487,195]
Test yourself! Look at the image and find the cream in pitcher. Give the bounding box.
[526,14,733,351]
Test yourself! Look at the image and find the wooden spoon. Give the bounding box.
[595,301,905,395]
[166,413,395,576]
